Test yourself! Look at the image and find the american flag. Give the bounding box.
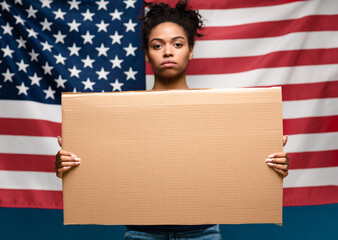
[0,0,337,212]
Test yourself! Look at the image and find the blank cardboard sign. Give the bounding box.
[62,88,283,225]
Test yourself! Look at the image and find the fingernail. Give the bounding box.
[64,166,71,169]
[266,158,273,162]
[71,154,78,158]
[74,157,81,161]
[268,154,275,158]
[74,161,80,165]
[267,162,274,166]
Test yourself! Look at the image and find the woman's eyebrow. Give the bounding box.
[150,36,185,43]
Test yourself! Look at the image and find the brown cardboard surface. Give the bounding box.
[62,88,283,225]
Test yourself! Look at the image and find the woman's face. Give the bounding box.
[146,22,193,80]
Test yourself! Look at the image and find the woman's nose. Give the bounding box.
[163,45,173,57]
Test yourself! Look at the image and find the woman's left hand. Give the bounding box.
[266,136,290,178]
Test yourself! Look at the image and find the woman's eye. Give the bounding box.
[174,43,183,48]
[153,44,161,49]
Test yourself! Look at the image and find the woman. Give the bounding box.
[55,1,289,239]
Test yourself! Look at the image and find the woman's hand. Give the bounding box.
[266,136,290,178]
[54,136,81,178]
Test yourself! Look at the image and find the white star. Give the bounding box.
[96,0,109,10]
[29,73,42,86]
[82,78,95,91]
[68,0,81,10]
[2,22,13,35]
[124,67,137,80]
[43,86,56,99]
[53,31,66,43]
[54,53,66,65]
[0,1,10,11]
[81,31,94,44]
[68,65,81,78]
[124,19,137,32]
[81,9,94,21]
[81,55,95,68]
[67,19,81,32]
[110,55,123,69]
[14,15,25,25]
[96,43,109,57]
[16,36,26,48]
[53,8,66,20]
[110,31,123,45]
[14,0,23,5]
[26,6,38,18]
[16,60,29,73]
[110,9,123,21]
[41,41,53,52]
[40,0,52,8]
[40,18,53,31]
[73,88,77,92]
[96,67,109,80]
[68,43,81,56]
[96,20,109,32]
[123,43,137,56]
[42,62,54,75]
[1,45,14,58]
[123,0,136,9]
[110,79,124,91]
[29,49,39,61]
[2,69,14,82]
[16,82,29,96]
[27,28,38,38]
[55,75,67,88]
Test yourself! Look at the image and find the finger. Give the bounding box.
[266,157,289,164]
[58,136,62,147]
[56,166,72,178]
[283,135,288,147]
[55,154,81,166]
[266,162,289,171]
[268,152,288,158]
[273,168,288,178]
[56,160,80,169]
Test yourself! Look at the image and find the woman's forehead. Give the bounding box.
[149,22,187,40]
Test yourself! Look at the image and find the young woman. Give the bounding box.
[55,1,290,239]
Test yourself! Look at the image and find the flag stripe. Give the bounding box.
[289,150,338,169]
[161,0,307,10]
[199,15,338,40]
[283,185,338,206]
[146,48,338,75]
[0,100,61,122]
[0,189,62,209]
[199,0,338,27]
[0,135,59,155]
[284,167,338,188]
[0,153,56,172]
[147,64,338,89]
[0,118,61,137]
[0,170,62,191]
[194,31,338,58]
[284,116,338,135]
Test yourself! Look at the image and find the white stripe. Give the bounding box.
[283,98,338,119]
[284,132,338,153]
[194,31,338,58]
[200,0,338,27]
[147,64,338,89]
[0,170,62,191]
[0,100,61,122]
[0,135,60,155]
[284,167,338,188]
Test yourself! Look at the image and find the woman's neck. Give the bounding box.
[152,74,189,90]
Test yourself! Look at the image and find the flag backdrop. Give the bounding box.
[0,0,338,239]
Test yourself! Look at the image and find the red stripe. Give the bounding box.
[0,189,62,209]
[200,15,338,40]
[0,118,61,137]
[288,150,338,169]
[283,186,338,206]
[284,116,338,135]
[146,0,306,10]
[146,48,338,75]
[0,153,55,172]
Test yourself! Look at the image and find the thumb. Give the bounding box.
[57,136,62,147]
[283,135,288,147]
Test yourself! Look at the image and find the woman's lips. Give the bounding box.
[161,61,177,67]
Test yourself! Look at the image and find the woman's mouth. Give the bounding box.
[161,60,177,67]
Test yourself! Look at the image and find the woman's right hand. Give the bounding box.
[55,136,81,178]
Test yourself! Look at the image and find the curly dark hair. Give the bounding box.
[141,0,204,51]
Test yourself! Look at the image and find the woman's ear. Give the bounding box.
[188,48,194,60]
[145,52,149,63]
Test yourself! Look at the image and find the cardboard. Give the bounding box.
[62,88,283,225]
